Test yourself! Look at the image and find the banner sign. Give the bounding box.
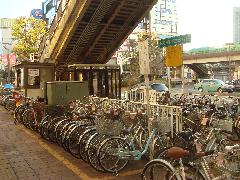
[30,9,43,19]
[1,54,8,66]
[28,69,39,76]
[9,53,16,65]
[138,40,150,75]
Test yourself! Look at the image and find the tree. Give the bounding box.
[119,32,165,86]
[11,17,46,61]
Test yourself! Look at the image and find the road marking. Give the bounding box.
[16,124,142,180]
[103,169,142,180]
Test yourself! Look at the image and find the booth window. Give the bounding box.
[28,68,40,87]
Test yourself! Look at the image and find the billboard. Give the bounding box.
[30,9,43,19]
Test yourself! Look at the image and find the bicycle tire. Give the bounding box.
[97,137,130,173]
[78,127,96,162]
[86,133,106,172]
[64,124,86,156]
[141,159,180,180]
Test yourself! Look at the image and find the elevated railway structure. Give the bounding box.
[38,0,157,65]
[183,45,240,78]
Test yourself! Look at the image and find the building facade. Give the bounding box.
[0,18,15,70]
[135,0,178,35]
[150,0,178,34]
[42,0,61,26]
[233,7,240,43]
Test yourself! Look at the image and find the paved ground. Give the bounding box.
[0,106,145,180]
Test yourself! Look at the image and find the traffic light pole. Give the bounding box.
[2,44,11,84]
[7,54,11,83]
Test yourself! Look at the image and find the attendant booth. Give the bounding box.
[56,64,122,99]
[14,62,55,99]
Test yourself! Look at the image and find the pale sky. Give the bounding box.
[0,0,43,18]
[177,0,240,49]
[0,0,240,50]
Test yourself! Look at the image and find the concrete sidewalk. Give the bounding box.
[0,107,81,180]
[0,106,144,180]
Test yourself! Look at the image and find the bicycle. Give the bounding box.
[97,116,171,173]
[141,146,213,180]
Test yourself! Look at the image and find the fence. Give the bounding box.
[124,89,164,104]
[89,96,182,137]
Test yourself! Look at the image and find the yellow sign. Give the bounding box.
[166,45,183,67]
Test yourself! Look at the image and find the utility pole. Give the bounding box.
[226,43,234,81]
[2,45,11,83]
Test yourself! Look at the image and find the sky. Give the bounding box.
[177,0,240,49]
[0,0,240,50]
[0,0,43,18]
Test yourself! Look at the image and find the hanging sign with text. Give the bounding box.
[138,40,150,75]
[28,69,39,76]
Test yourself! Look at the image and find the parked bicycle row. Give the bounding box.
[1,91,240,179]
[12,96,181,173]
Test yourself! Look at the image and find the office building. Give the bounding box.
[233,7,240,43]
[150,0,178,34]
[42,0,60,26]
[136,0,178,35]
[0,18,15,70]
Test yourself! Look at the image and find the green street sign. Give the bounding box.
[158,34,191,48]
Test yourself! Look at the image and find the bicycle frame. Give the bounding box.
[113,128,157,160]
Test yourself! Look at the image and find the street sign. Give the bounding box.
[158,34,191,48]
[166,45,183,67]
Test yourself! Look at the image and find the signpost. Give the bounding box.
[158,34,191,48]
[158,34,191,92]
[138,39,150,75]
[138,39,153,159]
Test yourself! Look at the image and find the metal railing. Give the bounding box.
[89,96,183,137]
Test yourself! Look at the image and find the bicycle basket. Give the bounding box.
[212,119,232,132]
[151,116,171,134]
[95,117,123,136]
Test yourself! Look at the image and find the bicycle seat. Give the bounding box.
[166,147,214,160]
[166,147,189,159]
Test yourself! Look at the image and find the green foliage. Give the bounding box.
[0,69,14,81]
[11,17,46,61]
[119,32,165,86]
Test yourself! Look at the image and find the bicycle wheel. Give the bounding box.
[66,124,86,158]
[78,128,96,162]
[97,137,130,173]
[141,159,179,180]
[40,120,51,140]
[54,119,70,145]
[183,164,206,180]
[48,116,65,142]
[86,133,106,172]
[60,122,76,147]
[14,104,24,123]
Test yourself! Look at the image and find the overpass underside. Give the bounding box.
[39,0,157,65]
